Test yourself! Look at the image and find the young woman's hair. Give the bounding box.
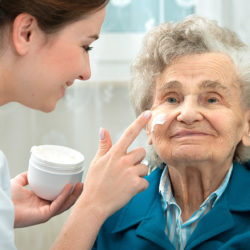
[0,0,109,33]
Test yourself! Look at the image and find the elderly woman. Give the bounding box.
[93,15,250,250]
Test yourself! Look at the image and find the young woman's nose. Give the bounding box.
[176,97,203,124]
[78,55,91,81]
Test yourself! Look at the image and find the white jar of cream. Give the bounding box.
[28,145,84,201]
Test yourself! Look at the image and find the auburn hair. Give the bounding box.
[0,0,109,32]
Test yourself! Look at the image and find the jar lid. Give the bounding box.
[30,145,84,172]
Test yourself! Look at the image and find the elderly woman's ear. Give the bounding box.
[242,110,250,146]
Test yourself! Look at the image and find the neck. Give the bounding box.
[0,67,13,106]
[167,160,232,222]
[0,51,19,106]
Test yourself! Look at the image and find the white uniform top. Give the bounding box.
[0,151,16,250]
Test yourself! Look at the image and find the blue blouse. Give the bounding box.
[159,165,232,250]
[94,162,250,250]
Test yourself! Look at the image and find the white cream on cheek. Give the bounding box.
[151,113,168,132]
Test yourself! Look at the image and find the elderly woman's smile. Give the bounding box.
[170,130,212,138]
[147,52,247,169]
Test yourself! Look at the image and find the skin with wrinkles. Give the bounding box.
[146,52,250,221]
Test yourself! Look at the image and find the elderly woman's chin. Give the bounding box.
[168,152,212,165]
[157,144,230,166]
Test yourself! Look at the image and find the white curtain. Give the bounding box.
[195,0,250,44]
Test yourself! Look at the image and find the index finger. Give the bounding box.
[116,110,151,153]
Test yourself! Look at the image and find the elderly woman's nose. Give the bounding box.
[176,98,203,124]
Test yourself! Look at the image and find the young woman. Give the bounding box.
[0,1,151,249]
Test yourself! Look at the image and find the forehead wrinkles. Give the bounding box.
[156,64,239,94]
[157,80,231,94]
[159,52,238,84]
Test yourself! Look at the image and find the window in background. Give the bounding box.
[102,0,195,33]
[89,0,195,82]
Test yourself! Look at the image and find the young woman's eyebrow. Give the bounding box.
[88,34,99,40]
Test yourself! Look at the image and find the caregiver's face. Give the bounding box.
[20,7,106,112]
[147,53,247,166]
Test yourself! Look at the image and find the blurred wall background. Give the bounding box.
[0,0,249,249]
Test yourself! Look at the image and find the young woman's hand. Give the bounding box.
[79,111,152,219]
[11,172,83,228]
[51,111,151,250]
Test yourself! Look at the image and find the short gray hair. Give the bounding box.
[129,15,250,166]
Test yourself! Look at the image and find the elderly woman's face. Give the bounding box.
[147,52,249,166]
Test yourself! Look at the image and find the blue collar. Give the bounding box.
[111,168,172,249]
[159,164,233,211]
[110,162,250,249]
[112,168,163,233]
[226,162,250,211]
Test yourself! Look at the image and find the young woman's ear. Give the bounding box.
[242,109,250,146]
[12,13,38,55]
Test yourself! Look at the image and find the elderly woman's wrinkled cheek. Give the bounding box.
[148,103,180,132]
[147,106,177,148]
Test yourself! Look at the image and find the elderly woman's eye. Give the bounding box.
[166,97,178,103]
[207,97,218,103]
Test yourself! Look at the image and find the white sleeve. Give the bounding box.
[0,151,17,250]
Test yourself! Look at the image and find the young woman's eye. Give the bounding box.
[82,46,93,52]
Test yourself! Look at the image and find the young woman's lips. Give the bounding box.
[66,81,74,87]
[60,82,73,97]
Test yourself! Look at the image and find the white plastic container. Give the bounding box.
[28,145,84,201]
